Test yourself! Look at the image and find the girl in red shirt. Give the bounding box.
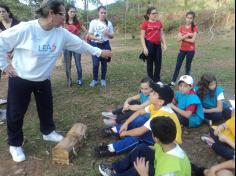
[169,11,199,87]
[140,7,167,83]
[64,5,87,87]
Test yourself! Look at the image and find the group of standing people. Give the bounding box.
[63,5,114,88]
[140,7,198,86]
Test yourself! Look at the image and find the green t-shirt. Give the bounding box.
[154,144,191,176]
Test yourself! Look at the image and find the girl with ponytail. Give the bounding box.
[140,7,167,83]
[169,11,199,87]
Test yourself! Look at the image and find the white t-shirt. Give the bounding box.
[160,145,186,176]
[217,93,224,101]
[0,20,101,81]
[89,19,114,42]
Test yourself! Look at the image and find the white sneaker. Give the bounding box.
[43,131,64,142]
[0,109,7,122]
[103,119,117,127]
[102,112,117,119]
[9,146,26,162]
[101,80,107,87]
[90,80,99,88]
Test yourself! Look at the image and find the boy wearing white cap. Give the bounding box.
[171,75,204,128]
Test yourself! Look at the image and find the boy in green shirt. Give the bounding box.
[99,117,191,176]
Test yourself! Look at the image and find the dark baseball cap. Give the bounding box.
[150,82,174,105]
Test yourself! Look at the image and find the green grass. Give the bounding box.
[0,31,235,175]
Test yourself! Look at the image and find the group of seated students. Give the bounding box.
[96,73,235,176]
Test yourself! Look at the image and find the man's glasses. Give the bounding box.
[58,12,66,17]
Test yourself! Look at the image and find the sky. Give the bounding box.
[76,0,118,10]
[19,0,118,10]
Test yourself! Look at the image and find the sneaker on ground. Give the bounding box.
[102,112,117,120]
[169,82,176,87]
[43,131,64,142]
[200,135,215,147]
[77,80,83,86]
[9,146,26,162]
[90,80,99,88]
[101,127,116,138]
[95,145,115,158]
[99,163,115,176]
[101,80,106,87]
[103,119,117,127]
[0,109,6,122]
[0,99,7,105]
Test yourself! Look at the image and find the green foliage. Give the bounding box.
[0,0,33,20]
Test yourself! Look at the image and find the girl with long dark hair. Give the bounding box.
[140,7,167,83]
[64,5,88,87]
[169,11,198,87]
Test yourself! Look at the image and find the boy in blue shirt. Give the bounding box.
[171,75,204,128]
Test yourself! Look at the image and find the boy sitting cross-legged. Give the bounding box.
[99,117,191,176]
[95,83,182,157]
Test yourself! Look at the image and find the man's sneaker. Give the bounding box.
[101,80,106,87]
[77,80,83,86]
[90,80,99,87]
[103,119,117,127]
[169,82,176,87]
[95,145,115,158]
[101,127,116,138]
[0,109,6,122]
[0,99,7,105]
[102,112,117,120]
[99,163,115,176]
[9,146,26,162]
[43,131,64,142]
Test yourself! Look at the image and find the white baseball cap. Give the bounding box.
[178,75,194,86]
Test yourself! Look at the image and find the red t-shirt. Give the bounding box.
[186,90,197,113]
[179,25,199,51]
[140,20,163,45]
[65,22,82,36]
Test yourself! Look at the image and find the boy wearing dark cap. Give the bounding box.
[99,117,191,176]
[95,83,182,157]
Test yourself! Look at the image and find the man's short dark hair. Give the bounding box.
[150,117,177,144]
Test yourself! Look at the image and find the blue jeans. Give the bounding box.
[172,50,195,82]
[112,144,155,176]
[64,50,82,82]
[204,104,232,123]
[90,41,111,81]
[146,40,162,82]
[112,115,154,154]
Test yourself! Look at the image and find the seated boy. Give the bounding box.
[95,83,182,157]
[171,75,204,128]
[99,117,191,176]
